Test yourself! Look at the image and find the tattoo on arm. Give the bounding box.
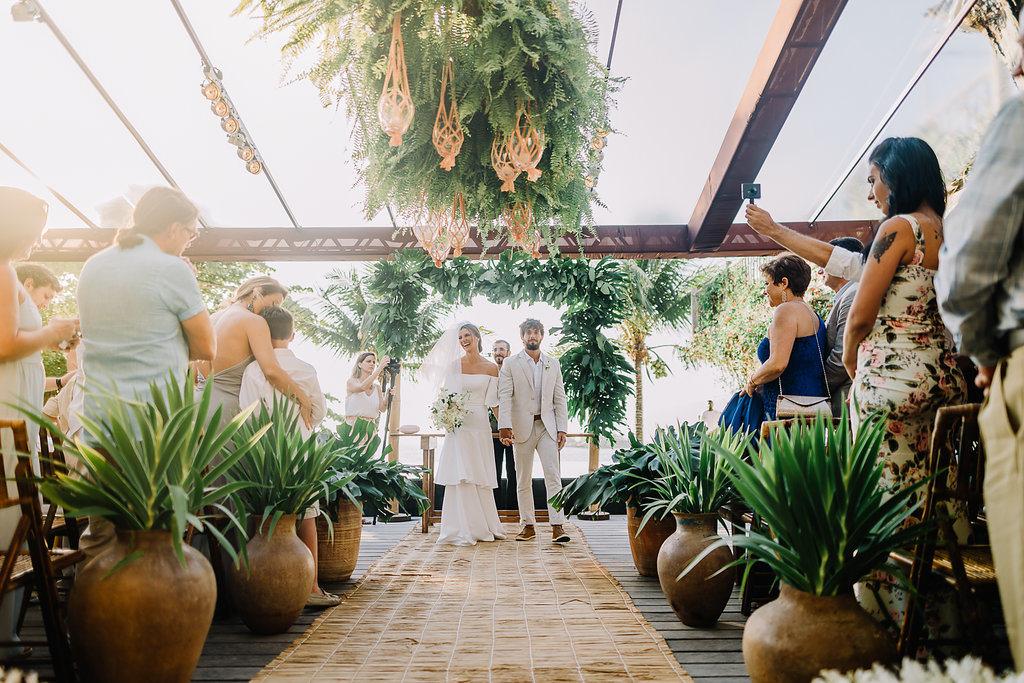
[871,231,898,264]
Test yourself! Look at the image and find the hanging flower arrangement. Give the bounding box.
[238,0,616,253]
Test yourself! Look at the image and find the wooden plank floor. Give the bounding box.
[15,516,749,681]
[577,516,750,683]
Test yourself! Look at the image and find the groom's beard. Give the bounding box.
[524,342,541,351]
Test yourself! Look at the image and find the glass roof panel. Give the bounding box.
[751,0,1012,226]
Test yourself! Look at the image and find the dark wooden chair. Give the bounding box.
[37,426,81,550]
[893,404,998,660]
[0,418,84,682]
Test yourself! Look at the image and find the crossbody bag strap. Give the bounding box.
[778,304,832,400]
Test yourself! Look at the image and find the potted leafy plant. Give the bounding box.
[550,430,682,576]
[226,395,354,635]
[18,372,263,683]
[316,420,428,582]
[693,411,934,683]
[637,423,747,627]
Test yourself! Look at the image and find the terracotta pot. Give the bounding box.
[626,506,675,577]
[230,514,314,634]
[743,583,897,683]
[69,529,215,683]
[656,512,735,627]
[316,499,363,582]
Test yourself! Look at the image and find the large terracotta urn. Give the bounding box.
[656,512,735,627]
[316,499,363,582]
[69,529,215,683]
[626,505,675,577]
[743,583,897,683]
[230,514,314,634]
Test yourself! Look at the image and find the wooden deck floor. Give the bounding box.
[16,515,748,681]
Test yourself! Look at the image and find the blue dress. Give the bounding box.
[758,315,828,420]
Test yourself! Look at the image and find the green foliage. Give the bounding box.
[235,0,615,246]
[228,394,355,539]
[637,423,745,526]
[15,371,261,569]
[194,261,273,310]
[550,431,657,516]
[680,264,769,387]
[691,410,935,596]
[322,420,429,522]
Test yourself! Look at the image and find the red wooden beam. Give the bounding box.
[30,221,872,262]
[686,0,849,252]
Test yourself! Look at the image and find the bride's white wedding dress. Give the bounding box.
[435,373,507,546]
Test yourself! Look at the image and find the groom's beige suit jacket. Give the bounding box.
[497,350,568,443]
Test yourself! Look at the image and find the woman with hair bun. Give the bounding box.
[203,275,312,429]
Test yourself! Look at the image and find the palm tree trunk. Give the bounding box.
[634,358,643,439]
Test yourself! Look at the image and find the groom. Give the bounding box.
[497,319,570,543]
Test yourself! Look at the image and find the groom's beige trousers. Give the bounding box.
[513,420,565,525]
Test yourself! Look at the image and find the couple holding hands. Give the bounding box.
[424,318,570,547]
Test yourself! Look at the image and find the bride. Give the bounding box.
[423,322,507,546]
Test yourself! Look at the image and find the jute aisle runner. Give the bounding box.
[255,523,691,682]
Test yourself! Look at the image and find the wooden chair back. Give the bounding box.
[37,426,81,550]
[0,419,80,681]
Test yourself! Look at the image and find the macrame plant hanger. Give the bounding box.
[448,191,470,257]
[378,12,414,146]
[491,134,520,192]
[508,102,544,182]
[432,59,463,171]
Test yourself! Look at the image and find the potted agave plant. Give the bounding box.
[692,411,935,683]
[226,395,354,635]
[316,420,428,582]
[637,423,747,627]
[550,431,677,576]
[20,372,262,683]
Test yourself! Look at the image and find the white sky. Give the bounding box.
[3,1,1018,464]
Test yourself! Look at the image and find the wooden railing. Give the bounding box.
[389,432,597,533]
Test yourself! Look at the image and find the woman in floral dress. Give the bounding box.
[843,137,967,642]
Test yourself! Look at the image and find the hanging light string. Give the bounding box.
[168,0,301,230]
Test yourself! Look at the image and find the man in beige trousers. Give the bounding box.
[497,319,570,543]
[937,13,1024,670]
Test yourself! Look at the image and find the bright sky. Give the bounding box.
[2,1,1017,464]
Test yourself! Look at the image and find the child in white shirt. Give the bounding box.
[239,307,336,607]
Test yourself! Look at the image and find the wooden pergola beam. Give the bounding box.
[31,221,873,262]
[686,0,849,252]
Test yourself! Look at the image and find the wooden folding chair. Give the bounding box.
[37,426,81,550]
[894,404,998,660]
[0,419,84,682]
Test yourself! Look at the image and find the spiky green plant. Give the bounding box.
[13,371,263,569]
[549,431,661,517]
[228,394,355,539]
[323,419,429,522]
[688,410,936,596]
[637,423,746,529]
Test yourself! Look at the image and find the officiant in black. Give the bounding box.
[490,339,517,509]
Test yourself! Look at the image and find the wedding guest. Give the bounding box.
[77,186,215,559]
[743,254,827,421]
[237,307,335,607]
[15,262,61,310]
[821,237,864,416]
[937,19,1024,667]
[203,277,312,430]
[699,400,721,430]
[842,137,966,637]
[0,187,78,657]
[42,342,85,447]
[345,351,390,426]
[490,339,516,509]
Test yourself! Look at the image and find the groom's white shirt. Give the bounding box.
[497,350,568,443]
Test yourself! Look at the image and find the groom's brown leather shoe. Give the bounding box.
[551,525,570,543]
[515,525,536,541]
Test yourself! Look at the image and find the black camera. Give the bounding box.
[741,183,761,203]
[383,356,401,376]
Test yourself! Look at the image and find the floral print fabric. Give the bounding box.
[850,214,967,647]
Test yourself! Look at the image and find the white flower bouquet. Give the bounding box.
[815,656,1023,683]
[430,390,471,433]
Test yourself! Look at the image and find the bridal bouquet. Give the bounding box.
[430,390,471,433]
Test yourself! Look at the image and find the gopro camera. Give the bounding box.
[741,183,761,204]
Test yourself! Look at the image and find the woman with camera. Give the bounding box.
[345,351,392,426]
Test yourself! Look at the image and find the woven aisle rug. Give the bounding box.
[255,522,691,682]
